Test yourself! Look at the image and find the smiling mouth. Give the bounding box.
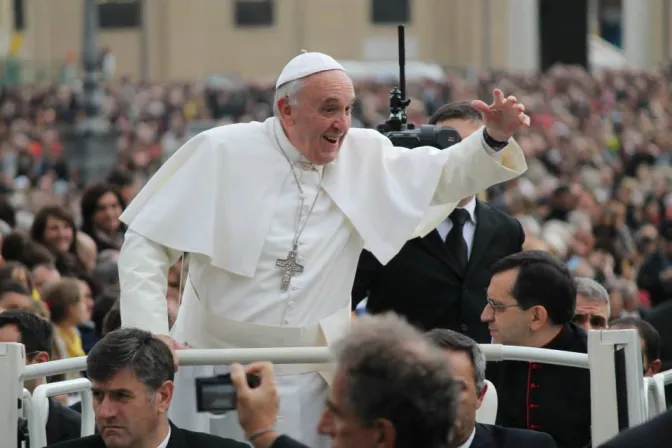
[323,135,338,144]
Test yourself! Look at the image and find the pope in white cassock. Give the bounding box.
[118,51,530,446]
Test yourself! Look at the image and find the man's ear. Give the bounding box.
[373,418,396,448]
[647,359,662,376]
[530,305,548,332]
[29,351,50,365]
[475,382,488,410]
[156,381,174,413]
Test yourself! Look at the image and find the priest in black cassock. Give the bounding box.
[482,251,591,448]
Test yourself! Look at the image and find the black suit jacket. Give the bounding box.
[486,324,591,448]
[46,422,248,447]
[471,423,557,448]
[353,200,524,342]
[643,300,672,408]
[598,408,672,448]
[46,397,81,446]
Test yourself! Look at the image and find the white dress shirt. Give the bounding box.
[157,426,171,448]
[456,427,476,448]
[436,196,477,258]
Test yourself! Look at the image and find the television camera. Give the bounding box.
[376,25,461,150]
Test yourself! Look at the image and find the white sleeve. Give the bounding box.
[118,228,183,335]
[430,126,525,205]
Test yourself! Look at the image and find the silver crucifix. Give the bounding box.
[276,247,304,292]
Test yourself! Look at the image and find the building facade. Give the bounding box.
[0,0,670,82]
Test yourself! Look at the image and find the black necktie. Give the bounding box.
[445,208,469,273]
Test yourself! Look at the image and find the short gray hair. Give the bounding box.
[273,79,304,117]
[425,329,486,394]
[575,277,611,316]
[86,328,175,394]
[332,313,458,448]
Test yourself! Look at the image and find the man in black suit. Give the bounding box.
[47,328,247,448]
[0,310,81,445]
[598,408,672,448]
[482,251,591,448]
[426,328,557,448]
[644,299,672,406]
[353,101,524,342]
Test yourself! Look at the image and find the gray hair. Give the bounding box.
[332,313,458,448]
[425,329,486,394]
[575,277,611,317]
[86,328,175,395]
[273,79,304,117]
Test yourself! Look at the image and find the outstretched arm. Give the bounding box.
[118,228,183,335]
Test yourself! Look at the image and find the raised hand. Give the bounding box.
[471,89,530,142]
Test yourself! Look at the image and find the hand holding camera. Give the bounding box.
[230,362,279,441]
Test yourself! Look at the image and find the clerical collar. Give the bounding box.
[456,427,476,448]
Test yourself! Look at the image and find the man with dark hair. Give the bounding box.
[353,101,524,342]
[231,313,460,448]
[0,280,34,311]
[609,317,662,376]
[0,310,81,444]
[482,250,591,448]
[426,328,557,448]
[48,327,248,448]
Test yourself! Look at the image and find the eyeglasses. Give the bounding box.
[486,298,521,311]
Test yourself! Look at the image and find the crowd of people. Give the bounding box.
[0,61,672,447]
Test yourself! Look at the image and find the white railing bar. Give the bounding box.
[29,378,94,448]
[80,389,95,437]
[22,389,31,419]
[657,369,672,385]
[480,344,590,369]
[24,346,590,380]
[24,356,87,380]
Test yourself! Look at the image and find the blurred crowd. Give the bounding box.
[0,63,671,391]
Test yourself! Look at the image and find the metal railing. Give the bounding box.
[0,330,651,448]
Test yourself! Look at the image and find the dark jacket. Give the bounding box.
[485,324,591,448]
[353,200,524,342]
[45,397,81,446]
[598,408,672,448]
[472,423,558,448]
[46,421,247,447]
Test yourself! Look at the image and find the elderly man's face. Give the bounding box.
[279,70,355,165]
[317,370,396,448]
[92,367,172,448]
[573,294,609,331]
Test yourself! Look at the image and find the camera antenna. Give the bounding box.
[398,24,407,105]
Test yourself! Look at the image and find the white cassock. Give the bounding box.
[118,116,527,446]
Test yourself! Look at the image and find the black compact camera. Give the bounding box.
[195,373,261,414]
[376,25,461,151]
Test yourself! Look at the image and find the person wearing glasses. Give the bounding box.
[0,310,81,445]
[480,251,591,448]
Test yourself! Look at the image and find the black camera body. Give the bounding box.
[195,373,260,414]
[376,27,461,151]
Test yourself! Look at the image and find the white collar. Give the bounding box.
[272,118,328,173]
[455,427,476,448]
[273,117,308,163]
[456,196,477,223]
[157,425,171,448]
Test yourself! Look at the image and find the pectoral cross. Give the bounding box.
[276,246,304,292]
